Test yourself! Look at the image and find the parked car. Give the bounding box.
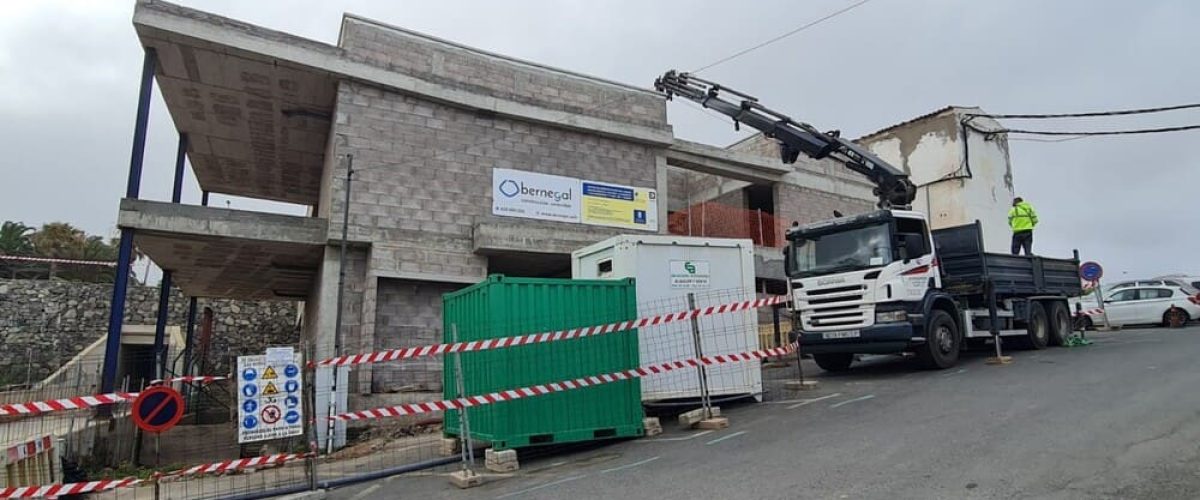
[1078,286,1200,329]
[1108,278,1199,294]
[1155,275,1200,291]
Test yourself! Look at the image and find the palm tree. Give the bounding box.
[0,221,34,255]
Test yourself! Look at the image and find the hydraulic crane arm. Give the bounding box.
[654,71,917,209]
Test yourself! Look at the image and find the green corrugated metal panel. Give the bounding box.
[443,275,643,449]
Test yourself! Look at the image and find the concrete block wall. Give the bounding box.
[328,80,662,278]
[728,134,866,185]
[371,279,465,393]
[338,16,667,129]
[775,183,874,227]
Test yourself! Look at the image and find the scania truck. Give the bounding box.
[655,71,1082,370]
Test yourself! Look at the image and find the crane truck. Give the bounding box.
[654,71,1083,370]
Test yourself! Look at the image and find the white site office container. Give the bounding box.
[572,235,762,402]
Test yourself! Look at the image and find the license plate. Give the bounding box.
[822,330,861,339]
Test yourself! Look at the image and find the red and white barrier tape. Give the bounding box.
[164,452,312,479]
[0,477,138,498]
[0,255,117,267]
[0,392,138,417]
[320,295,789,367]
[333,343,796,422]
[149,375,227,386]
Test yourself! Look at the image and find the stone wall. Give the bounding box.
[0,279,299,383]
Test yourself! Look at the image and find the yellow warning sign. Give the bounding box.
[262,366,278,380]
[263,382,280,396]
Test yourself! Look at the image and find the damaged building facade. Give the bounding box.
[115,1,1010,413]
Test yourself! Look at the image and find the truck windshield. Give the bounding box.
[790,223,893,277]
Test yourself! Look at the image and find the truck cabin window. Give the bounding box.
[894,217,930,260]
[790,223,892,278]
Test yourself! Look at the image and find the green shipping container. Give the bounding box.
[443,275,644,449]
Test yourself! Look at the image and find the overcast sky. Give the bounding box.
[1,0,1197,282]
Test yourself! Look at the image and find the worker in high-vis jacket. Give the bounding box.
[1008,197,1038,256]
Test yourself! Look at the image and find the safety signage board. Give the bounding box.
[580,181,658,231]
[669,260,710,289]
[237,347,303,443]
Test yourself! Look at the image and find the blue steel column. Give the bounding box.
[100,48,157,394]
[152,133,188,379]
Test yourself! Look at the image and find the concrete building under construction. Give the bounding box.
[110,1,1012,409]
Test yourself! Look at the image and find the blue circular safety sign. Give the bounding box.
[1080,261,1103,281]
[241,384,258,398]
[284,380,299,394]
[242,367,257,381]
[285,410,300,425]
[243,415,258,429]
[284,364,299,378]
[285,395,299,409]
[242,399,258,413]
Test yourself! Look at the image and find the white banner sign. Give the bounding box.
[492,168,657,231]
[237,347,304,443]
[492,168,580,223]
[670,260,711,289]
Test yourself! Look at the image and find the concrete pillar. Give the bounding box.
[655,154,670,234]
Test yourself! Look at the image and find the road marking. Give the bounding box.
[495,474,588,499]
[600,456,660,474]
[786,393,843,409]
[349,484,381,500]
[637,430,713,442]
[705,431,747,445]
[830,394,875,408]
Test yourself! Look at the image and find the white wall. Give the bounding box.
[861,109,1015,253]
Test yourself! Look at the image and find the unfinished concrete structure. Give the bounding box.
[114,1,1004,414]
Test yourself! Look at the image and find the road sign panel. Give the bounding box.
[237,348,305,443]
[132,386,184,434]
[1080,261,1103,281]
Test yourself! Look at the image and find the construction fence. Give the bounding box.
[0,284,802,499]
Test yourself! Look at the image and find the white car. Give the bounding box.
[1109,278,1199,294]
[1078,286,1200,329]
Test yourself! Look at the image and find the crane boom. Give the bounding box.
[654,70,916,209]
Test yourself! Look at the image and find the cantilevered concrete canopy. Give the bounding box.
[119,200,326,299]
[134,1,338,206]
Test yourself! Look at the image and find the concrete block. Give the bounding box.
[696,417,730,430]
[677,407,721,428]
[643,417,662,437]
[485,448,519,472]
[785,380,819,391]
[449,469,483,489]
[440,437,460,456]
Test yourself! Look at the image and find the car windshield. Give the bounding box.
[790,223,893,277]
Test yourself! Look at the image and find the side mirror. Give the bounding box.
[782,246,794,277]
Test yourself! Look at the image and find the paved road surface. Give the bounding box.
[331,327,1200,499]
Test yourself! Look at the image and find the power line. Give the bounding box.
[690,0,875,74]
[969,103,1200,119]
[970,123,1200,137]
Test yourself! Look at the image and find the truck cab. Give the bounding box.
[784,210,955,370]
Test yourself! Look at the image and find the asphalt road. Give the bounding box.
[330,326,1200,500]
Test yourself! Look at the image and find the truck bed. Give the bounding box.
[933,222,1081,298]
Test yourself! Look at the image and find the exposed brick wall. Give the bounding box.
[329,81,661,280]
[371,279,465,392]
[339,18,667,129]
[775,183,874,228]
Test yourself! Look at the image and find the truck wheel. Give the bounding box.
[1023,302,1049,350]
[916,310,960,369]
[1048,302,1073,346]
[813,353,854,372]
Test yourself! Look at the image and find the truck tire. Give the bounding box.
[813,353,854,372]
[916,310,960,369]
[1048,301,1073,346]
[1022,302,1049,350]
